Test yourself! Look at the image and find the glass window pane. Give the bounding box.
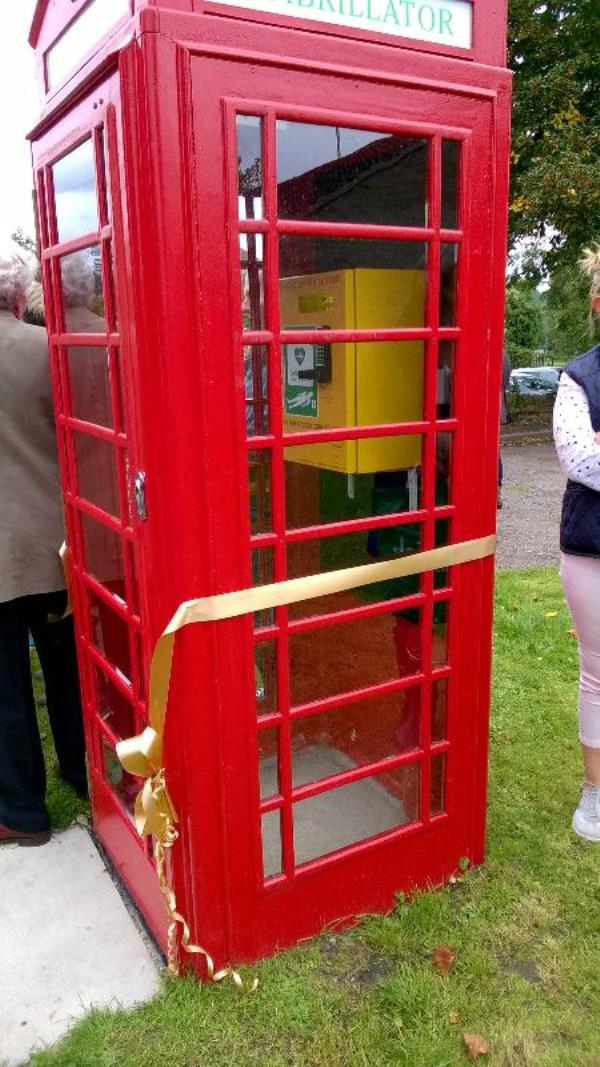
[431,678,448,742]
[289,609,422,707]
[287,525,424,620]
[66,345,112,427]
[277,122,428,228]
[102,738,138,816]
[256,641,277,717]
[248,450,272,534]
[252,547,275,629]
[245,345,269,436]
[52,140,98,243]
[237,116,263,220]
[293,762,420,866]
[258,727,280,799]
[93,666,135,738]
[262,810,283,879]
[240,234,265,331]
[73,433,120,517]
[80,513,125,598]
[282,340,425,435]
[284,445,423,527]
[280,239,426,329]
[291,686,421,790]
[430,752,447,816]
[60,247,106,333]
[432,601,449,668]
[436,432,453,506]
[441,141,460,230]
[437,341,455,418]
[440,243,459,327]
[88,591,131,682]
[47,0,130,90]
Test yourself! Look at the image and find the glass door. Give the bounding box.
[190,55,498,960]
[33,77,165,940]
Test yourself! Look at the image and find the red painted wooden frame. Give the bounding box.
[30,0,510,971]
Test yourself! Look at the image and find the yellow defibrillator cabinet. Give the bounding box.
[281,269,425,474]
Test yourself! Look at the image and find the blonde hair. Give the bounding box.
[580,243,600,328]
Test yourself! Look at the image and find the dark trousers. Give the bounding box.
[0,592,86,833]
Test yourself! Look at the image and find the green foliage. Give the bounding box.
[509,0,600,272]
[504,282,544,366]
[29,571,600,1067]
[547,261,596,364]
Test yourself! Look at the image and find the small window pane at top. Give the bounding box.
[441,141,460,230]
[237,116,263,220]
[46,0,130,91]
[277,121,428,228]
[53,140,98,243]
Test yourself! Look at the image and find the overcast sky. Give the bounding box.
[0,3,40,249]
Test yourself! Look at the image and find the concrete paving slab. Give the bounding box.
[0,826,161,1067]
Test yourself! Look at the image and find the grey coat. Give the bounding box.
[0,310,65,603]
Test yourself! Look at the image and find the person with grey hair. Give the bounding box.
[0,248,86,846]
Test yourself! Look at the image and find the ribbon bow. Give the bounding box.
[117,726,177,840]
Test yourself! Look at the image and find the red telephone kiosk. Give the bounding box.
[28,0,510,975]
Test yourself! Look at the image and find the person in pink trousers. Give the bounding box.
[553,245,600,842]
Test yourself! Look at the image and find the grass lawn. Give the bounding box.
[31,568,600,1067]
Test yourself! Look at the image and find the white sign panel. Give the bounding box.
[213,0,473,49]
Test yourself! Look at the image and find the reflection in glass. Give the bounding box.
[280,238,426,330]
[432,601,449,668]
[252,547,275,629]
[66,346,112,427]
[88,591,131,681]
[292,762,420,865]
[441,141,460,230]
[73,432,120,517]
[431,678,448,742]
[237,116,262,219]
[434,516,450,589]
[245,345,269,435]
[248,450,272,534]
[255,641,277,716]
[47,0,130,89]
[291,687,421,790]
[240,234,265,331]
[440,243,459,327]
[80,513,125,596]
[60,247,106,333]
[277,121,428,228]
[289,609,422,706]
[53,140,97,243]
[262,810,282,879]
[430,752,446,816]
[258,727,280,799]
[102,739,138,816]
[437,341,455,418]
[94,667,135,738]
[436,432,453,506]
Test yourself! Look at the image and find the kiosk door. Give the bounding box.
[189,55,502,961]
[32,77,166,942]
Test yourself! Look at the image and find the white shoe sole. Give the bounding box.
[572,813,600,842]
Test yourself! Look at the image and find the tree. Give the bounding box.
[547,262,594,364]
[509,0,600,276]
[504,281,544,366]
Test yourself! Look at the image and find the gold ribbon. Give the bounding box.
[117,533,495,979]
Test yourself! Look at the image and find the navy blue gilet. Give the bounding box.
[560,344,600,558]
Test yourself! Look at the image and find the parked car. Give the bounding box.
[509,366,563,397]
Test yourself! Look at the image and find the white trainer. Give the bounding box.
[572,784,600,842]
